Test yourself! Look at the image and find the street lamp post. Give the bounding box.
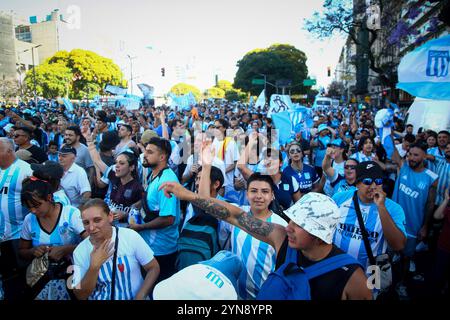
[23,44,42,105]
[127,54,137,95]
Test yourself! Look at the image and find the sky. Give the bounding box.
[1,0,347,96]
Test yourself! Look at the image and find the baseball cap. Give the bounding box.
[327,138,347,149]
[313,116,319,122]
[59,146,77,156]
[152,251,242,300]
[318,123,329,133]
[140,129,158,145]
[31,161,64,180]
[355,161,383,183]
[283,192,341,244]
[15,149,33,162]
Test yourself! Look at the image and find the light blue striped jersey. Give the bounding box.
[73,227,154,300]
[20,204,84,247]
[435,160,450,205]
[427,147,446,173]
[323,160,345,196]
[332,190,406,270]
[392,163,438,238]
[53,189,71,206]
[350,152,375,163]
[0,159,33,242]
[227,207,288,300]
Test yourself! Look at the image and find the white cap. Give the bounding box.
[152,264,238,300]
[283,192,341,244]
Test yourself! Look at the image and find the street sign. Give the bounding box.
[252,79,265,85]
[276,79,292,87]
[303,79,317,86]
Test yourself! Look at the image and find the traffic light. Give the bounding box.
[161,67,165,77]
[327,66,331,77]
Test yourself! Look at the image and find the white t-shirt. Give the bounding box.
[60,163,91,208]
[72,227,155,300]
[212,138,239,187]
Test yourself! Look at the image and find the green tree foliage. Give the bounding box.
[327,81,345,97]
[216,80,233,92]
[205,87,225,99]
[224,88,248,102]
[24,49,125,99]
[169,83,202,101]
[233,44,309,97]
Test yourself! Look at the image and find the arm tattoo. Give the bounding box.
[191,197,231,220]
[236,212,274,237]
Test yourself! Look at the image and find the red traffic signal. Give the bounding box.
[161,68,165,77]
[327,66,331,77]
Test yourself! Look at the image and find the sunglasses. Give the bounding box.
[289,148,302,154]
[361,178,383,186]
[344,165,357,170]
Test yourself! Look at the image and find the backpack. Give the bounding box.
[175,206,220,271]
[256,245,361,300]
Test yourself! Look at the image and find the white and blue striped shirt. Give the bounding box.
[226,206,287,300]
[53,189,71,206]
[332,190,406,270]
[350,152,375,163]
[73,227,154,300]
[0,159,33,242]
[434,159,450,205]
[20,204,84,247]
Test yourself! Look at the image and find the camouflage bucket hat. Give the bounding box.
[283,192,341,244]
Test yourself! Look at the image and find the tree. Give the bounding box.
[224,88,248,102]
[216,80,233,92]
[24,49,125,99]
[205,87,225,99]
[233,44,309,97]
[169,83,202,102]
[304,0,447,94]
[327,81,345,97]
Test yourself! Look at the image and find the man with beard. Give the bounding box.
[392,142,439,299]
[129,137,180,283]
[64,126,94,172]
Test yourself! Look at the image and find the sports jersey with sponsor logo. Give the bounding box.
[392,163,438,238]
[332,190,406,269]
[73,227,154,300]
[224,207,287,300]
[20,204,84,247]
[0,159,33,242]
[283,164,320,194]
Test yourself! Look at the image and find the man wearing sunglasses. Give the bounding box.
[332,161,407,275]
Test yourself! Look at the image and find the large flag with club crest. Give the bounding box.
[271,105,314,145]
[268,94,294,117]
[397,34,450,100]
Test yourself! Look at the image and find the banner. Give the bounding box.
[105,85,128,96]
[268,94,293,117]
[271,107,313,145]
[397,34,450,100]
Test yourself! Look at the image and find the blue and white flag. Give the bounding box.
[271,107,314,145]
[374,108,395,160]
[268,94,294,117]
[137,83,154,99]
[105,85,128,96]
[62,98,74,111]
[255,90,265,109]
[271,111,294,145]
[397,34,450,100]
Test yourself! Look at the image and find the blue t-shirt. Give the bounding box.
[392,163,438,238]
[332,190,406,269]
[139,167,180,256]
[282,164,320,194]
